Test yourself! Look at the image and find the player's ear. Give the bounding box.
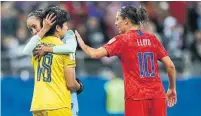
[56,25,61,32]
[124,17,129,24]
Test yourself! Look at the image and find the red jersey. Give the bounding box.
[103,30,168,100]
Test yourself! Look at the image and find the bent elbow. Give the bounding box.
[66,83,77,91]
[90,51,103,59]
[67,84,75,90]
[67,82,74,88]
[90,54,100,59]
[167,63,175,70]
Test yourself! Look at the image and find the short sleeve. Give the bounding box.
[103,35,125,57]
[156,37,168,60]
[64,53,76,68]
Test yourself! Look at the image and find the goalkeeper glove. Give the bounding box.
[76,78,84,95]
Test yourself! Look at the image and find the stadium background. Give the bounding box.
[1,1,201,116]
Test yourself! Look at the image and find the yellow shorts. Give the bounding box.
[32,108,72,116]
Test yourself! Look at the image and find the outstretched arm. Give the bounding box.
[75,30,108,59]
[22,13,56,55]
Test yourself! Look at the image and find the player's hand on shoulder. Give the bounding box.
[166,88,177,107]
[76,78,84,95]
[66,30,75,37]
[75,30,84,45]
[64,30,77,45]
[42,13,56,32]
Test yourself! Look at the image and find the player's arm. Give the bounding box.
[160,56,177,107]
[22,13,56,55]
[75,30,108,59]
[22,35,41,55]
[64,67,81,92]
[64,54,83,93]
[156,36,177,107]
[38,30,77,54]
[160,56,176,89]
[53,30,77,54]
[156,36,176,89]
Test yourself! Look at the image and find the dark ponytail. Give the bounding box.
[136,6,148,24]
[119,5,148,25]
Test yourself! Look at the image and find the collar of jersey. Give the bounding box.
[40,36,63,45]
[126,29,142,34]
[43,36,59,40]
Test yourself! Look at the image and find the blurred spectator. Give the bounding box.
[87,2,105,19]
[190,30,201,76]
[1,36,17,75]
[141,21,162,41]
[197,2,201,31]
[62,1,88,27]
[191,30,201,61]
[86,17,105,48]
[187,2,199,33]
[163,16,177,39]
[163,15,184,57]
[169,1,187,25]
[2,36,18,58]
[1,1,201,78]
[1,2,18,37]
[104,2,121,38]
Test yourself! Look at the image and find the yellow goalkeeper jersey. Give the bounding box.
[30,36,76,111]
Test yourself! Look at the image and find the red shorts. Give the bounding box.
[125,99,166,116]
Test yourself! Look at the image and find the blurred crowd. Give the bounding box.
[1,1,201,79]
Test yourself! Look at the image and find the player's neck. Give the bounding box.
[125,24,140,33]
[129,25,140,31]
[52,33,61,39]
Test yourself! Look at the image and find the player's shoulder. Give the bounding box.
[65,30,75,38]
[52,54,73,65]
[52,53,67,60]
[143,32,159,41]
[114,33,127,42]
[142,31,155,37]
[59,53,75,60]
[63,53,76,65]
[63,30,76,42]
[107,34,126,45]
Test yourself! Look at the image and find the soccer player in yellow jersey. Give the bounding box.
[27,7,82,116]
[24,7,83,116]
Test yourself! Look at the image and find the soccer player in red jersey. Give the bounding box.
[75,5,177,116]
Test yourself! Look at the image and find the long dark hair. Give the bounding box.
[27,9,45,27]
[119,5,149,25]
